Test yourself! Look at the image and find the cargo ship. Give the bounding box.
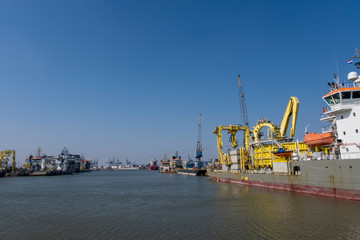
[148,159,159,170]
[208,49,360,200]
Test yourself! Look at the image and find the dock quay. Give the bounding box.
[2,169,92,177]
[28,170,76,176]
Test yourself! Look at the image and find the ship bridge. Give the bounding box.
[320,71,360,160]
[323,87,360,106]
[322,85,360,118]
[323,72,360,108]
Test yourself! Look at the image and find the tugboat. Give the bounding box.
[159,152,174,173]
[159,160,172,173]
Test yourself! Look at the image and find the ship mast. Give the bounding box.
[351,47,360,69]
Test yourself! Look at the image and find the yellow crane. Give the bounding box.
[0,150,16,172]
[252,97,299,143]
[212,125,251,166]
[279,96,299,139]
[252,121,280,143]
[213,96,304,170]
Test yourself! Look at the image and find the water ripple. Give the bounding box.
[1,171,360,239]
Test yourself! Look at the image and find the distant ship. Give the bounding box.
[110,157,139,170]
[159,160,172,173]
[148,159,159,170]
[24,147,90,176]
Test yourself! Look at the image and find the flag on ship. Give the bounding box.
[347,59,353,64]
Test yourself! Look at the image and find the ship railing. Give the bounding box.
[322,103,352,117]
[328,82,355,92]
[321,127,333,133]
[320,113,335,119]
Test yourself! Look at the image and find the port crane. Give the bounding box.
[237,74,250,147]
[195,113,202,161]
[212,75,251,166]
[238,74,249,127]
[0,150,16,172]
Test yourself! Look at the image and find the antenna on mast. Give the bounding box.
[334,51,341,85]
[352,47,360,69]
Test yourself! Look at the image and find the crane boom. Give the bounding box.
[280,96,299,139]
[238,74,249,127]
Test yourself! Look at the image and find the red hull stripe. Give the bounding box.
[210,176,360,201]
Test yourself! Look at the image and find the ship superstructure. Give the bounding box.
[25,147,81,174]
[315,73,360,160]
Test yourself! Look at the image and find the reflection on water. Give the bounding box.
[1,171,360,239]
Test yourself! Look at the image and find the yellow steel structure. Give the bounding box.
[213,96,308,171]
[239,147,250,170]
[251,142,308,169]
[213,125,251,166]
[0,150,16,172]
[252,121,280,143]
[280,96,299,139]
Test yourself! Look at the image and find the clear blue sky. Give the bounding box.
[0,0,359,165]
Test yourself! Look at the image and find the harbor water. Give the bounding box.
[1,171,360,239]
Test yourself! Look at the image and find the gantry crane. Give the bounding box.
[212,125,251,166]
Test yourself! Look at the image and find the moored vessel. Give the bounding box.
[159,160,173,173]
[24,147,81,175]
[0,169,5,178]
[208,50,360,200]
[177,114,207,176]
[148,159,159,170]
[107,156,139,170]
